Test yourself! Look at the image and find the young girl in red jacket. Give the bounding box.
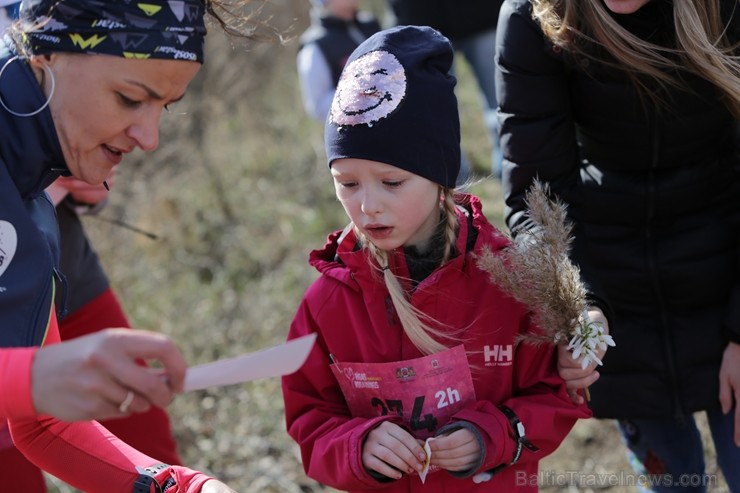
[281,25,591,492]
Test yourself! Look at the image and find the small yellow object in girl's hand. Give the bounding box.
[419,437,434,483]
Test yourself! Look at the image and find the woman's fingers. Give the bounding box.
[31,329,186,421]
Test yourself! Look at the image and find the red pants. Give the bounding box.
[0,288,182,491]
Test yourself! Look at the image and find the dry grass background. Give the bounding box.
[43,1,729,491]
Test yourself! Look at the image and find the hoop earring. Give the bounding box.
[0,55,55,118]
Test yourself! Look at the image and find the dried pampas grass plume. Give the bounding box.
[477,180,614,370]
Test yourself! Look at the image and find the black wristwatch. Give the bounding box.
[498,405,539,464]
[132,463,170,493]
[478,405,540,479]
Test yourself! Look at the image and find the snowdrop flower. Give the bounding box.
[568,310,616,369]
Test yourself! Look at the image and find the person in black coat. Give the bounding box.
[496,0,739,490]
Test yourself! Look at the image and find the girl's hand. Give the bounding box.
[362,421,426,480]
[557,306,609,404]
[200,479,237,492]
[428,427,481,472]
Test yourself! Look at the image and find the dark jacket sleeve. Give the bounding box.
[496,0,577,233]
[723,1,740,345]
[725,122,740,343]
[495,0,613,320]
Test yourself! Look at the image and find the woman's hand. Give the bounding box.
[200,479,237,492]
[428,427,481,472]
[362,421,426,480]
[32,329,187,421]
[719,341,740,446]
[558,307,609,405]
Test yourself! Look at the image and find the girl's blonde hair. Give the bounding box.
[358,187,460,355]
[531,0,740,116]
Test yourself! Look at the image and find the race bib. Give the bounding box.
[331,345,476,440]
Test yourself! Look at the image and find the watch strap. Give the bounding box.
[471,405,541,482]
[498,405,539,464]
[132,463,170,493]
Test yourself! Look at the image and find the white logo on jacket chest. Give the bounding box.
[0,220,18,280]
[483,344,513,367]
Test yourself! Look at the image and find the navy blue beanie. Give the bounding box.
[325,25,460,188]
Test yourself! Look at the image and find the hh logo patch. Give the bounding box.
[0,221,17,279]
[483,344,513,367]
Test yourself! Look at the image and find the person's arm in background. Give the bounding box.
[495,0,611,404]
[297,42,335,122]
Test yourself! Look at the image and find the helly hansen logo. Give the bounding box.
[484,344,513,367]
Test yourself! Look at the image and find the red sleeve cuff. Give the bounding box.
[167,465,214,492]
[0,347,38,419]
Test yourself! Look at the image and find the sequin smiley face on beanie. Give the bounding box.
[330,50,407,127]
[324,25,461,188]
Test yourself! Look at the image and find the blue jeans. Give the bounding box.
[618,408,740,493]
[451,27,502,178]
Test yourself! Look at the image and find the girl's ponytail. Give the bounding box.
[360,188,461,355]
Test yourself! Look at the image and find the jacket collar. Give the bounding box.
[0,45,68,200]
[309,194,508,286]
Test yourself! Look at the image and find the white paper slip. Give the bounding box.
[419,437,434,484]
[183,333,317,391]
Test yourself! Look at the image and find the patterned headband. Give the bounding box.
[23,0,207,63]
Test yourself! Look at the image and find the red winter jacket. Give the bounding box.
[282,194,591,492]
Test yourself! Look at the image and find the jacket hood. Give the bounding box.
[308,193,509,287]
[0,45,68,199]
